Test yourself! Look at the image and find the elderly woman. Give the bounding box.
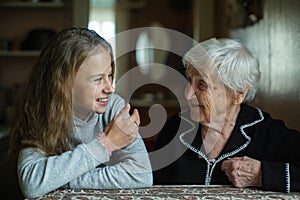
[152,38,300,192]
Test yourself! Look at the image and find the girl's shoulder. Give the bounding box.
[101,93,126,122]
[108,93,126,111]
[109,93,125,104]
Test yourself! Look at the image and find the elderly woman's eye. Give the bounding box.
[185,76,191,83]
[198,80,208,90]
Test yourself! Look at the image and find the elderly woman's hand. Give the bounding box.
[221,156,262,188]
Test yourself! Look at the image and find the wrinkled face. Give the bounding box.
[185,65,234,127]
[72,51,115,120]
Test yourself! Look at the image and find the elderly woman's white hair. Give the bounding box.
[183,38,261,102]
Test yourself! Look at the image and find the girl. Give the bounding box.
[9,27,152,199]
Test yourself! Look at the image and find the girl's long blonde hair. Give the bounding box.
[9,27,115,160]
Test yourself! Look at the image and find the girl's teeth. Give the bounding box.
[97,98,107,102]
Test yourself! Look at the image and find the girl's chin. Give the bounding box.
[95,107,107,114]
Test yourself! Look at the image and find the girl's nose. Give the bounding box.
[184,84,195,100]
[103,79,115,94]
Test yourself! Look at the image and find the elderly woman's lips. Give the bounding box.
[189,102,201,107]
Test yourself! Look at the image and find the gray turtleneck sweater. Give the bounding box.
[17,94,153,199]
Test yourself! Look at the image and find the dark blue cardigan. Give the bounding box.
[151,103,300,192]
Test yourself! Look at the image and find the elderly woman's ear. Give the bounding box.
[233,90,248,104]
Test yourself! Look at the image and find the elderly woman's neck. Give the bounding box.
[202,105,241,137]
[201,105,241,159]
[223,104,241,133]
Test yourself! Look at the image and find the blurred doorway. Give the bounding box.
[88,0,116,50]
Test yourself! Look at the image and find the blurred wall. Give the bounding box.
[228,0,300,131]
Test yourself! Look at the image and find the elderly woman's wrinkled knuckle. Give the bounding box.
[230,171,236,177]
[232,162,239,169]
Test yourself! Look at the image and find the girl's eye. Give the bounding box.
[94,73,112,82]
[94,77,102,82]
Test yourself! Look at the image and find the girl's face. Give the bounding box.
[72,51,115,120]
[184,65,235,127]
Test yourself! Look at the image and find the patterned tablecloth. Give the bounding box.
[34,185,300,200]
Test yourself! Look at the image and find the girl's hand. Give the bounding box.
[103,103,140,151]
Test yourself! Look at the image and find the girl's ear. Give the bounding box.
[234,89,248,104]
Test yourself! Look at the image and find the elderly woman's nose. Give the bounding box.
[185,84,195,100]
